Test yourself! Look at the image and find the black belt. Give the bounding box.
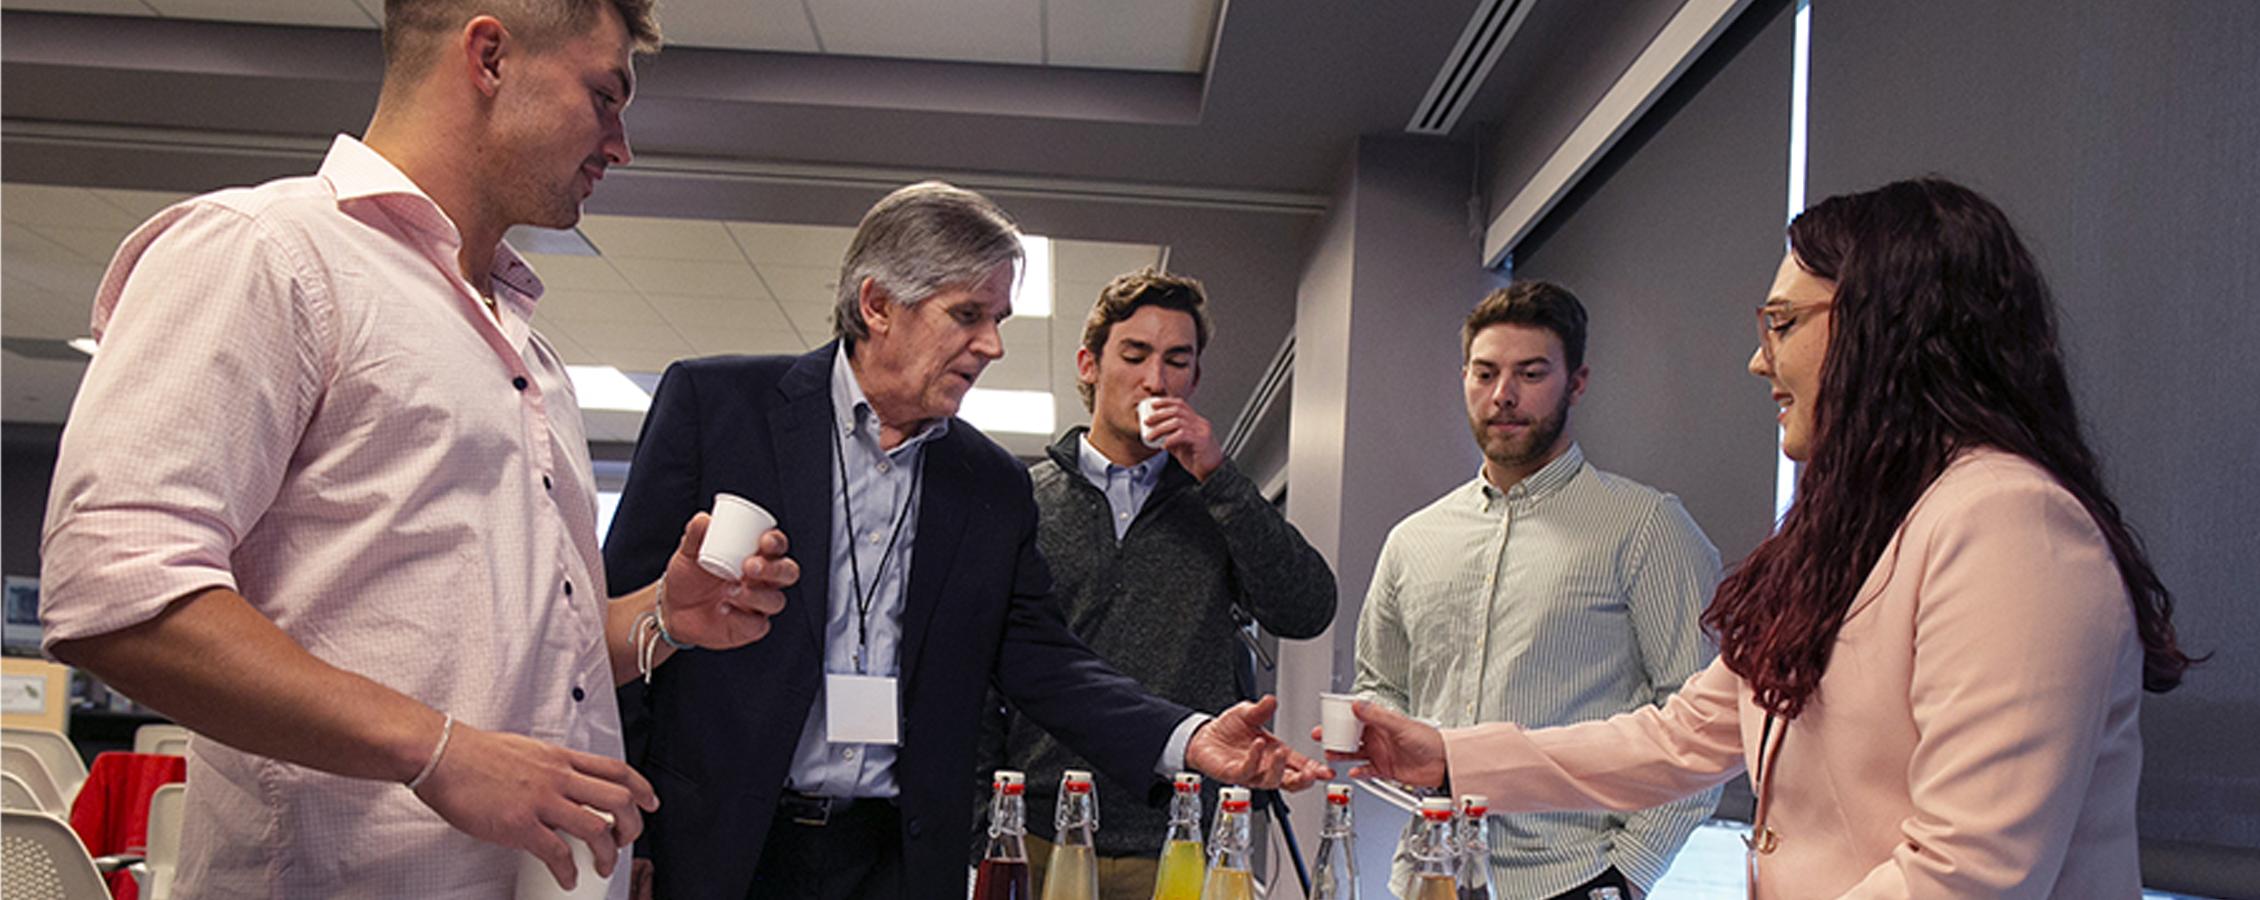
[775,790,893,827]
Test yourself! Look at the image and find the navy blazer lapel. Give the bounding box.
[899,427,972,683]
[770,344,838,656]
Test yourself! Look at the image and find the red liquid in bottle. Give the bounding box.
[972,859,1032,900]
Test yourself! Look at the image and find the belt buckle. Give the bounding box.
[785,792,833,827]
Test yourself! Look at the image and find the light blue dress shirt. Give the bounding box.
[784,347,949,798]
[1074,435,1168,540]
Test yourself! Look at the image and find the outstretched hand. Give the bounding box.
[1311,700,1448,788]
[660,512,796,649]
[1186,695,1335,791]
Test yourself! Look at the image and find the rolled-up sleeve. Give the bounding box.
[39,202,329,648]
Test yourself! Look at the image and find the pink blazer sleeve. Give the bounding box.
[1441,654,1748,813]
[1837,471,2138,898]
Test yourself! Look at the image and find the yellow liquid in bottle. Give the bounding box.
[1198,867,1255,900]
[1412,874,1459,900]
[1041,844,1098,900]
[1151,841,1206,900]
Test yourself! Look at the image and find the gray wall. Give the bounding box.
[1510,0,1794,564]
[1805,1,2260,886]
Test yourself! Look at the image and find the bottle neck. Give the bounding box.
[1055,790,1097,847]
[1164,790,1203,843]
[1411,814,1456,876]
[986,790,1028,861]
[1208,809,1252,871]
[1322,801,1355,838]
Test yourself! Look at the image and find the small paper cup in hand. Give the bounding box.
[697,493,776,581]
[1319,692,1364,754]
[1137,398,1167,449]
[514,814,615,900]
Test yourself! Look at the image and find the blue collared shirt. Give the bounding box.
[1075,435,1168,540]
[785,347,950,798]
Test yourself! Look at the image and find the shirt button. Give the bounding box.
[563,580,574,597]
[512,376,528,391]
[868,532,883,544]
[878,461,891,473]
[542,474,553,490]
[572,686,586,702]
[842,747,856,759]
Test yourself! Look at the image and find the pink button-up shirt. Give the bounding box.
[40,135,628,900]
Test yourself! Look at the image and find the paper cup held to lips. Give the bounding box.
[1319,692,1364,754]
[698,493,776,581]
[1137,397,1167,449]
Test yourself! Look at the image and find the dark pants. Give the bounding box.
[746,795,904,900]
[1546,866,1633,900]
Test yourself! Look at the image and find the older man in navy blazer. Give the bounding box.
[603,182,1325,900]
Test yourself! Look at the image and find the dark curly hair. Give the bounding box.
[1703,177,2196,720]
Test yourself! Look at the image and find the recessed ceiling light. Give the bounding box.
[1017,234,1052,318]
[958,388,1055,435]
[567,365,652,412]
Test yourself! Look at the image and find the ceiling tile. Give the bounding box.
[754,263,844,308]
[23,224,134,266]
[725,222,856,268]
[4,184,148,231]
[1046,0,1217,73]
[142,0,376,28]
[609,257,765,298]
[522,253,635,293]
[571,320,694,352]
[534,289,655,324]
[576,214,746,262]
[682,327,811,358]
[604,346,696,375]
[654,0,821,53]
[779,306,834,346]
[4,222,86,268]
[1052,239,1164,286]
[6,256,110,303]
[644,292,794,334]
[807,0,1041,65]
[1051,279,1110,324]
[88,188,192,223]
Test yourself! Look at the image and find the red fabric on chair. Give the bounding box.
[69,750,188,900]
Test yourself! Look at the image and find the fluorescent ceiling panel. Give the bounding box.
[958,387,1054,435]
[568,364,652,412]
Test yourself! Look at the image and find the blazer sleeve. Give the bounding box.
[1837,475,2137,899]
[1442,655,1749,813]
[992,479,1194,790]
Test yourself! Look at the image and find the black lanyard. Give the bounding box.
[832,421,923,674]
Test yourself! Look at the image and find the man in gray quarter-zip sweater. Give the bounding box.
[976,269,1337,899]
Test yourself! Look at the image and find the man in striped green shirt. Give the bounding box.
[1353,282,1722,899]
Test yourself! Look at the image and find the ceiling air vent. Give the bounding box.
[1406,0,1539,136]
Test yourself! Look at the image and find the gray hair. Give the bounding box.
[832,181,1024,347]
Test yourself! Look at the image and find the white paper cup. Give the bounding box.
[698,493,776,581]
[514,820,615,900]
[1319,692,1364,754]
[1137,398,1167,449]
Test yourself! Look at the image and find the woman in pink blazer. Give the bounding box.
[1331,179,2197,898]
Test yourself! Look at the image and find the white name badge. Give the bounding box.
[825,673,901,746]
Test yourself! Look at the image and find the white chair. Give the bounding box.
[2,726,87,805]
[1,808,112,899]
[138,783,186,900]
[132,724,192,759]
[2,771,42,810]
[2,743,68,814]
